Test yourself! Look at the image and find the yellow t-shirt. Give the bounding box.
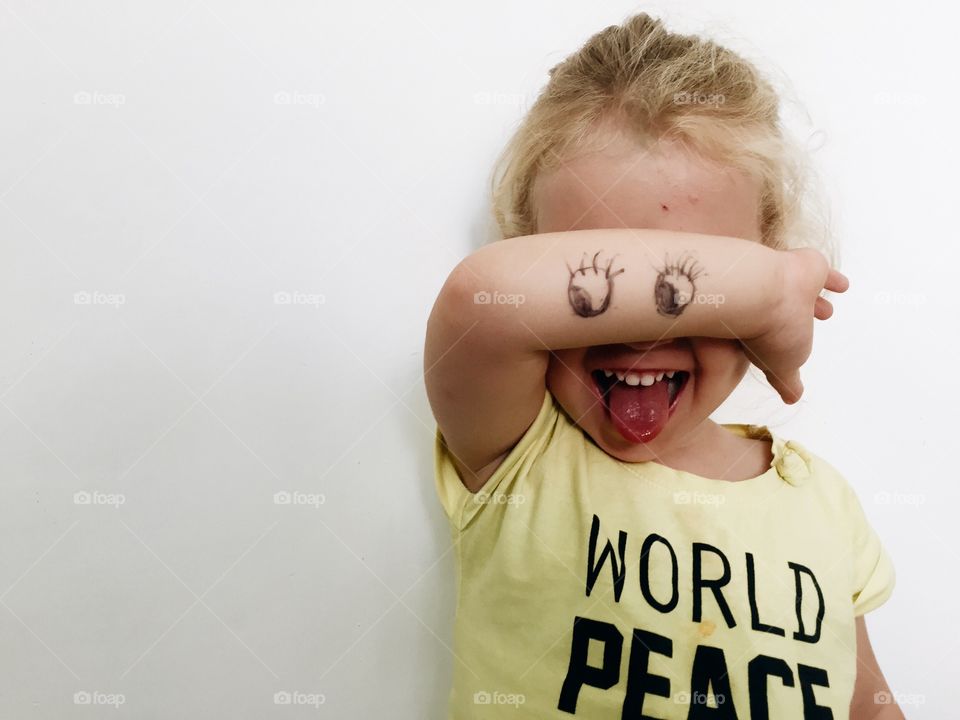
[433,390,895,720]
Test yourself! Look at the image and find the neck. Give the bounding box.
[653,420,770,482]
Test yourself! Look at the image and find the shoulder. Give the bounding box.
[744,426,897,615]
[729,422,860,498]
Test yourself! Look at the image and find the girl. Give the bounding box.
[424,13,902,720]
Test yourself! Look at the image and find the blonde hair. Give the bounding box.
[490,12,832,259]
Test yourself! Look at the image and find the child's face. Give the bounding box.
[532,132,764,462]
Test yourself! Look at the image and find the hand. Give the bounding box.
[741,248,849,404]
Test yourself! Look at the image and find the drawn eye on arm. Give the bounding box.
[566,251,626,318]
[654,254,704,317]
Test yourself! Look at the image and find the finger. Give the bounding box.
[814,296,833,320]
[769,370,803,405]
[789,377,804,404]
[824,269,849,294]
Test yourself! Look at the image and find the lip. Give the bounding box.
[584,347,694,375]
[624,339,675,352]
[589,365,688,374]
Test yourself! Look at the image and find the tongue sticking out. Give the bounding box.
[607,379,671,443]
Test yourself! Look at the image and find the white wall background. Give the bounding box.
[0,0,950,717]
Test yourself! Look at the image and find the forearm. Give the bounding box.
[447,228,783,352]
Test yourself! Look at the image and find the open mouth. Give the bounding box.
[590,368,690,443]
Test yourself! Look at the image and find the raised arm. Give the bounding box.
[424,228,844,490]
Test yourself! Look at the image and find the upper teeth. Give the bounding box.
[603,370,678,386]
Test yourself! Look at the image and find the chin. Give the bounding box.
[595,433,671,463]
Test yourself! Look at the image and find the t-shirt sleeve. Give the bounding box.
[433,389,557,531]
[845,483,896,616]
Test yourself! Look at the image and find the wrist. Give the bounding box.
[718,242,787,340]
[761,248,791,338]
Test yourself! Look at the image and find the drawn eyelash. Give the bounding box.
[659,253,704,282]
[567,251,626,280]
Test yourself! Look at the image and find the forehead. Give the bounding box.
[532,133,762,241]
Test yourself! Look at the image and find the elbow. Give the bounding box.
[441,259,484,312]
[426,248,531,358]
[429,256,490,331]
[425,260,483,360]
